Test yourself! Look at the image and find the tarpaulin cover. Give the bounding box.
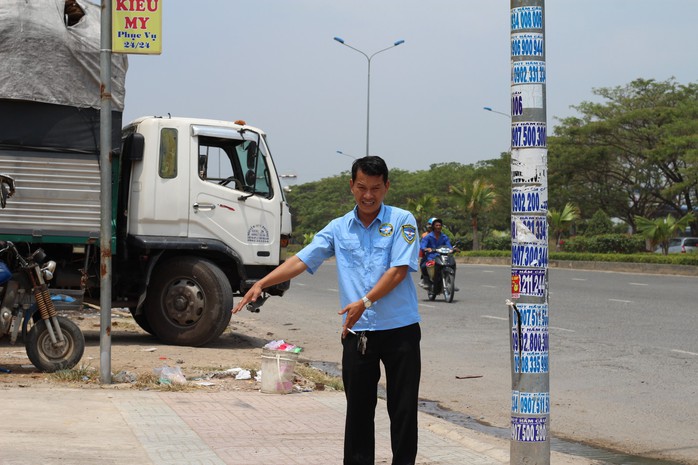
[0,0,128,110]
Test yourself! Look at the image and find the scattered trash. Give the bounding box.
[50,294,76,302]
[0,367,11,374]
[203,367,252,380]
[455,375,483,379]
[263,339,303,353]
[194,381,216,386]
[113,370,137,383]
[142,348,157,352]
[153,366,187,385]
[260,341,301,394]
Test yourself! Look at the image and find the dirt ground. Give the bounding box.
[0,307,330,392]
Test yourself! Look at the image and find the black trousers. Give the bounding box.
[341,323,421,465]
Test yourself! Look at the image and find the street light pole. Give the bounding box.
[483,106,511,119]
[333,37,405,157]
[336,150,357,160]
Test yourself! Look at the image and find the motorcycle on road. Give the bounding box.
[425,247,457,303]
[0,174,85,372]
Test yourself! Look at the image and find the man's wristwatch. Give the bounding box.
[361,296,373,309]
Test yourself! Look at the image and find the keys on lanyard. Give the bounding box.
[357,331,367,355]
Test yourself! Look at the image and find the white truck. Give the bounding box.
[0,1,292,346]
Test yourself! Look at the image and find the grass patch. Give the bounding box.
[50,364,99,383]
[295,362,344,391]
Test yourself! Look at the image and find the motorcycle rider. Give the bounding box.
[419,218,452,288]
[417,218,434,287]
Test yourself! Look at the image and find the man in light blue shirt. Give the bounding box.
[233,156,421,465]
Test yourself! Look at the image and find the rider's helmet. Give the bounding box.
[427,217,437,227]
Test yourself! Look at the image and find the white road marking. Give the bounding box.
[328,288,339,292]
[609,298,633,304]
[571,278,587,281]
[420,304,437,309]
[481,285,498,288]
[672,349,698,356]
[550,325,575,333]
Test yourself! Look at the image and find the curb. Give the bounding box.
[456,256,698,277]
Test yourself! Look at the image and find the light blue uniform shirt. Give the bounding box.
[296,204,420,331]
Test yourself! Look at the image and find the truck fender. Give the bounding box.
[128,235,246,315]
[133,250,165,316]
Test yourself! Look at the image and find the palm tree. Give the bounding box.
[406,194,438,232]
[547,203,581,251]
[449,179,497,250]
[635,213,694,255]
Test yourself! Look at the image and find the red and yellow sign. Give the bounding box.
[112,0,162,55]
[511,274,521,298]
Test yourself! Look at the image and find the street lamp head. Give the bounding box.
[394,39,405,46]
[336,150,357,160]
[333,36,345,44]
[483,106,510,118]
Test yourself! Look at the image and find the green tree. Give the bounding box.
[585,209,614,236]
[634,212,695,254]
[406,194,438,233]
[302,232,315,246]
[449,179,497,251]
[473,152,512,233]
[548,78,698,234]
[548,203,581,251]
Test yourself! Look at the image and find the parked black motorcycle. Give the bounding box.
[0,174,85,372]
[425,247,457,302]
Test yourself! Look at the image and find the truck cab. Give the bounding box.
[114,116,292,345]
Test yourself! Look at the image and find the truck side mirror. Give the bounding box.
[123,133,145,161]
[246,142,258,169]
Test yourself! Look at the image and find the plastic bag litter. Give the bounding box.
[153,366,187,385]
[263,339,303,353]
[113,370,137,383]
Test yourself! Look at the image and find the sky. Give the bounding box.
[122,1,698,185]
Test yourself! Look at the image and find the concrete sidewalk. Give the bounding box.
[1,385,594,465]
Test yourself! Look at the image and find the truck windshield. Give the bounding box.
[197,135,272,198]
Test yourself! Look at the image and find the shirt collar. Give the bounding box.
[350,203,387,229]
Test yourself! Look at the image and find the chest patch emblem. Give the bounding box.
[379,223,394,237]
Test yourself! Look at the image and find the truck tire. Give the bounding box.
[145,257,233,346]
[129,308,154,335]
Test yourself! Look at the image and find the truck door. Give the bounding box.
[187,126,281,265]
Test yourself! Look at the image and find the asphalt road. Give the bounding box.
[234,262,698,465]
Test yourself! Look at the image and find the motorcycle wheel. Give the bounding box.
[26,316,85,372]
[443,270,455,303]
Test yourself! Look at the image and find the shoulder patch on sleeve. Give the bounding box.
[401,224,417,244]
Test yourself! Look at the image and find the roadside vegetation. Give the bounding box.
[286,78,697,265]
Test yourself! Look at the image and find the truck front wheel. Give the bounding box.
[145,257,233,346]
